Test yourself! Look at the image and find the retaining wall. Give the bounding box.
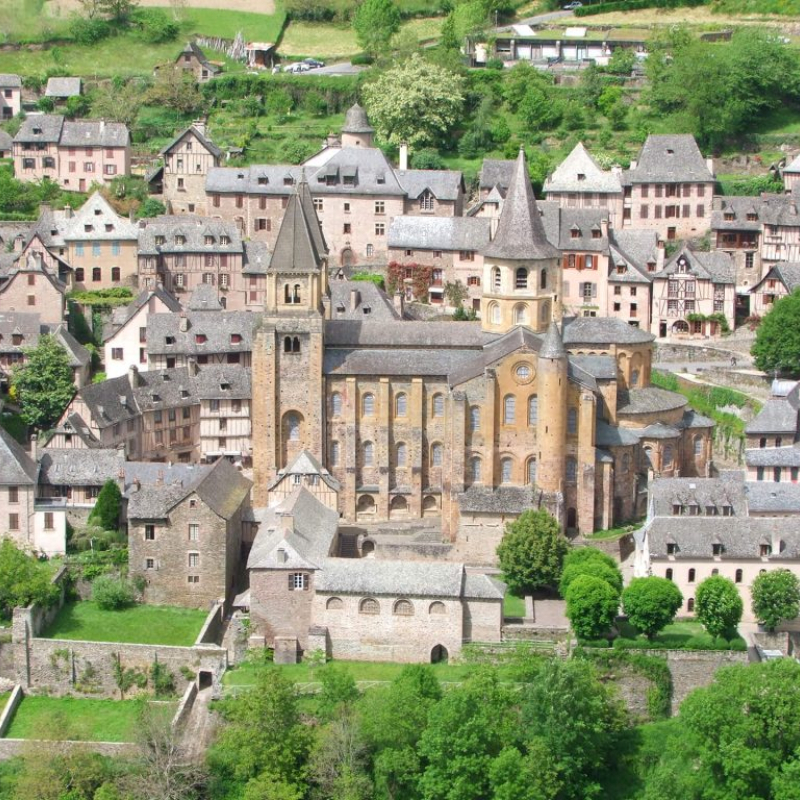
[171,681,198,731]
[0,739,136,761]
[0,685,22,738]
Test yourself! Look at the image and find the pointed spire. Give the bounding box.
[271,177,328,273]
[484,148,559,261]
[539,321,566,359]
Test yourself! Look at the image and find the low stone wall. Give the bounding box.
[582,535,636,563]
[195,601,225,645]
[0,685,22,738]
[0,739,136,761]
[656,343,739,363]
[171,681,198,731]
[374,542,454,561]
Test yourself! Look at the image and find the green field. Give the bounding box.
[4,696,174,742]
[42,601,207,646]
[588,619,748,651]
[503,591,526,618]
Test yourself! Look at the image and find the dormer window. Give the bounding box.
[155,235,165,246]
[283,176,294,186]
[647,262,656,273]
[12,334,22,346]
[616,265,625,275]
[152,393,161,402]
[724,212,734,221]
[220,235,230,245]
[195,334,207,344]
[592,229,601,239]
[761,544,772,557]
[343,176,355,186]
[666,148,674,155]
[712,543,723,556]
[84,224,93,232]
[230,333,242,344]
[376,173,385,184]
[667,542,677,555]
[577,173,586,181]
[570,227,580,239]
[175,235,186,245]
[161,373,170,381]
[204,235,214,245]
[94,208,102,216]
[747,212,757,221]
[105,224,113,232]
[676,257,688,274]
[165,336,175,346]
[258,176,268,185]
[33,126,42,135]
[220,381,230,391]
[180,389,189,398]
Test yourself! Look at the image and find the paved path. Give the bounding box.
[180,686,216,763]
[498,9,573,29]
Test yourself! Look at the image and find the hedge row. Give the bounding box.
[575,0,706,15]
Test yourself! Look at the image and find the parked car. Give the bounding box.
[302,58,325,69]
[283,63,308,73]
[563,1,582,8]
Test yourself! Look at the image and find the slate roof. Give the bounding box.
[206,165,303,195]
[483,149,559,261]
[14,115,64,144]
[268,449,341,492]
[463,572,506,600]
[537,203,609,253]
[637,422,681,439]
[595,420,640,447]
[40,412,102,449]
[784,153,800,174]
[59,119,129,148]
[121,461,205,495]
[745,482,800,514]
[608,229,660,282]
[751,263,800,295]
[0,74,21,89]
[103,287,181,343]
[479,159,514,193]
[746,392,799,435]
[60,192,138,241]
[458,485,537,514]
[681,409,715,429]
[569,354,617,381]
[649,476,747,516]
[0,427,37,485]
[309,147,406,197]
[329,280,400,322]
[49,323,91,368]
[45,77,81,98]
[625,134,714,184]
[544,142,622,194]
[746,446,800,467]
[187,283,223,311]
[617,387,687,416]
[194,364,250,399]
[0,312,43,355]
[341,103,374,134]
[324,320,488,349]
[270,176,327,273]
[317,558,466,598]
[0,131,12,153]
[395,169,463,202]
[38,448,123,487]
[656,248,734,284]
[387,216,491,252]
[646,516,800,559]
[562,315,655,345]
[447,325,542,387]
[137,215,241,256]
[243,240,271,274]
[539,320,566,359]
[324,348,478,377]
[759,194,800,227]
[711,196,764,232]
[177,42,221,74]
[148,310,257,356]
[247,486,339,570]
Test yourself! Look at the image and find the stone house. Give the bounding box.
[387,216,491,309]
[783,153,800,194]
[544,142,624,227]
[749,263,800,319]
[711,196,762,302]
[170,42,222,84]
[650,248,735,338]
[0,250,66,324]
[0,74,22,119]
[622,135,715,240]
[160,123,223,216]
[129,457,251,608]
[635,475,800,622]
[395,169,465,217]
[103,286,182,379]
[44,77,81,101]
[744,380,800,478]
[13,115,130,190]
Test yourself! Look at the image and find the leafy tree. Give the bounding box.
[137,198,167,218]
[695,575,743,641]
[622,577,683,639]
[88,478,122,531]
[92,575,135,610]
[98,0,139,25]
[565,574,619,640]
[146,69,203,115]
[410,148,445,170]
[132,8,179,42]
[208,669,312,797]
[521,659,626,799]
[417,670,519,800]
[752,289,800,375]
[310,707,373,800]
[496,509,569,595]
[0,539,59,618]
[353,0,401,57]
[444,280,468,308]
[751,569,800,633]
[363,54,465,148]
[316,664,359,722]
[12,334,75,430]
[91,81,144,126]
[559,555,623,598]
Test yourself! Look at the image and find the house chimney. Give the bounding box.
[13,235,24,253]
[131,477,141,493]
[399,142,409,171]
[30,433,37,462]
[187,356,198,377]
[629,160,637,170]
[712,196,723,212]
[128,364,139,389]
[706,157,715,176]
[349,288,360,312]
[179,315,189,332]
[63,205,73,219]
[193,119,206,137]
[600,218,609,238]
[393,290,404,318]
[656,238,666,271]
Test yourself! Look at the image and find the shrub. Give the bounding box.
[351,53,375,66]
[559,559,623,598]
[410,148,445,170]
[70,16,112,44]
[150,661,177,697]
[566,575,619,640]
[751,569,800,633]
[622,577,683,640]
[88,479,122,531]
[133,8,179,43]
[695,575,743,641]
[92,575,136,610]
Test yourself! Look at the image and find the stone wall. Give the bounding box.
[171,680,198,730]
[0,739,137,761]
[0,685,22,737]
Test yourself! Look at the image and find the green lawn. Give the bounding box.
[4,696,174,742]
[0,693,9,715]
[42,601,207,646]
[503,591,526,618]
[609,619,747,651]
[585,520,643,541]
[180,7,286,41]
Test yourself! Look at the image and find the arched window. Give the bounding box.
[694,437,703,456]
[688,568,696,583]
[293,284,301,303]
[362,393,375,416]
[429,601,446,615]
[286,413,300,441]
[331,392,343,416]
[284,284,291,303]
[567,408,578,434]
[469,456,482,483]
[503,394,516,424]
[515,267,528,289]
[514,304,527,325]
[489,302,500,324]
[566,457,577,483]
[665,568,673,581]
[431,442,443,466]
[292,337,300,353]
[663,445,674,469]
[540,301,550,324]
[393,599,414,616]
[528,395,538,426]
[363,441,374,466]
[622,453,630,473]
[470,406,481,430]
[326,597,343,610]
[631,369,640,387]
[92,267,101,282]
[540,268,548,290]
[492,267,501,291]
[284,336,292,353]
[501,457,513,483]
[687,598,695,612]
[395,393,407,417]
[735,569,743,584]
[330,440,340,466]
[359,598,380,615]
[432,394,444,417]
[527,457,537,485]
[396,442,407,467]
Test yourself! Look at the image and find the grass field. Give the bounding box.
[503,591,526,618]
[0,694,9,715]
[4,696,174,742]
[608,619,747,651]
[42,601,207,646]
[586,519,644,542]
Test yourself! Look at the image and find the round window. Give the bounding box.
[514,363,534,384]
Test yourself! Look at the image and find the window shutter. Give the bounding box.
[288,574,294,590]
[577,255,584,271]
[592,284,597,298]
[562,255,569,270]
[303,574,309,591]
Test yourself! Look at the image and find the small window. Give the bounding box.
[469,456,482,483]
[393,599,414,616]
[331,392,343,416]
[146,558,155,570]
[326,597,343,610]
[528,395,538,426]
[396,442,407,467]
[500,457,513,483]
[330,440,340,466]
[359,598,380,615]
[145,525,155,541]
[688,568,696,583]
[567,408,578,435]
[735,569,743,584]
[290,573,309,591]
[687,598,695,612]
[470,406,481,430]
[431,442,443,467]
[363,441,374,466]
[503,394,515,425]
[188,523,199,541]
[566,457,577,483]
[429,601,446,615]
[188,552,200,568]
[666,568,673,581]
[362,393,375,416]
[432,394,444,418]
[526,458,537,485]
[712,543,722,556]
[395,393,407,417]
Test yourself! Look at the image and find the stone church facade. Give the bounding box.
[249,149,713,565]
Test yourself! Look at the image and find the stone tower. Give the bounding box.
[340,103,375,148]
[481,148,561,335]
[252,176,329,506]
[536,321,567,524]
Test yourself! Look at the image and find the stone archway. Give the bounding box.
[672,320,690,335]
[431,644,448,664]
[356,494,376,521]
[389,495,408,520]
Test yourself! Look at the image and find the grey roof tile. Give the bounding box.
[147,309,256,355]
[324,320,489,348]
[544,142,622,194]
[595,420,640,447]
[324,347,478,377]
[539,320,566,359]
[61,192,138,242]
[137,215,241,256]
[711,196,764,232]
[657,247,734,284]
[746,395,799,435]
[187,283,223,311]
[745,482,800,514]
[479,158,514,192]
[0,74,21,89]
[103,287,181,343]
[14,114,64,144]
[562,315,655,345]
[270,177,327,273]
[617,387,687,416]
[648,475,747,517]
[746,446,800,467]
[625,134,714,184]
[45,77,81,97]
[59,119,128,148]
[341,103,374,134]
[751,263,800,295]
[0,427,37,485]
[388,216,490,252]
[458,485,537,514]
[395,169,463,202]
[38,448,123,487]
[462,572,505,600]
[329,280,399,322]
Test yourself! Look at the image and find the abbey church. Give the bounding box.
[250,148,712,562]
